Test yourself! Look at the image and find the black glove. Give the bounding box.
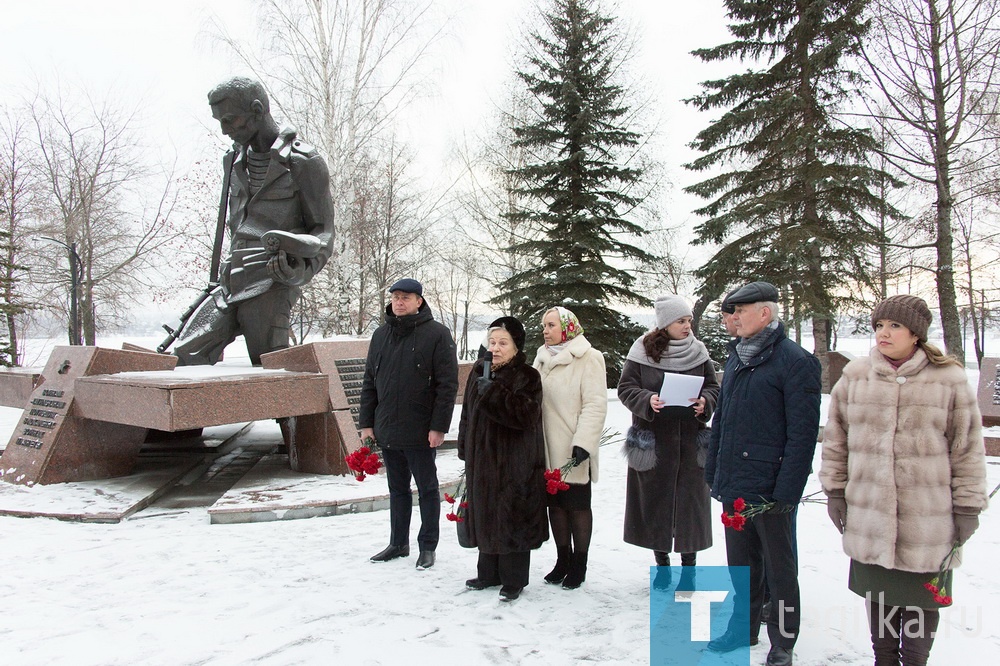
[571,445,590,464]
[768,501,796,514]
[827,496,847,534]
[954,514,979,545]
[476,376,492,395]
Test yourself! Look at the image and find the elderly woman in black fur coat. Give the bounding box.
[458,316,549,602]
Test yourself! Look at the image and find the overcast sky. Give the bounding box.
[1,0,730,198]
[1,0,734,324]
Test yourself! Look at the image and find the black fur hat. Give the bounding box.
[488,316,526,350]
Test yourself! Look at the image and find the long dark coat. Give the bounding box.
[617,358,719,553]
[457,353,549,554]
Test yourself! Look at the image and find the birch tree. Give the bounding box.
[862,0,1000,362]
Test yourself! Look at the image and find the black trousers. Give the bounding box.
[724,505,799,649]
[477,550,531,589]
[382,447,440,551]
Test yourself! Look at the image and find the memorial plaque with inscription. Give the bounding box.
[261,340,372,475]
[977,357,1000,428]
[334,357,366,431]
[975,357,1000,457]
[0,346,177,486]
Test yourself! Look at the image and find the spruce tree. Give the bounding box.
[685,0,898,362]
[495,0,652,384]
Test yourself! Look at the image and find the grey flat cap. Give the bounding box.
[727,281,779,305]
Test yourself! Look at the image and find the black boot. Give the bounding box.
[653,551,672,589]
[677,552,696,590]
[562,551,588,589]
[544,546,571,584]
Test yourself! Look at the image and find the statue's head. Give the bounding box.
[208,77,272,148]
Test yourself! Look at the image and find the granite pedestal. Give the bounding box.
[977,357,1000,456]
[261,341,371,475]
[0,346,177,485]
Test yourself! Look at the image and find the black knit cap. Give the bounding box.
[488,316,526,350]
[871,295,932,342]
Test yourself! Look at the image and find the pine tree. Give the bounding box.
[685,0,898,365]
[495,0,652,384]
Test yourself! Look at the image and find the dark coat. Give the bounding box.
[618,358,719,553]
[704,322,822,505]
[358,302,459,449]
[457,353,549,554]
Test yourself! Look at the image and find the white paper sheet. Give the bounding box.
[658,372,705,407]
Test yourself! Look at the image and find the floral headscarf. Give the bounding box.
[544,306,583,355]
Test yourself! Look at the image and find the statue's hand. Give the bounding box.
[266,250,307,286]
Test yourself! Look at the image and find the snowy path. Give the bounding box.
[1,392,997,665]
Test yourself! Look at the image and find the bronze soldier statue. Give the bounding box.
[169,77,335,366]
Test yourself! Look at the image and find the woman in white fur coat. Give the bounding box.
[820,295,988,666]
[533,307,607,590]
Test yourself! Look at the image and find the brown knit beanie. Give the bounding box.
[871,295,932,342]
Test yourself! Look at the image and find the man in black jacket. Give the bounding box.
[704,281,821,666]
[359,278,459,570]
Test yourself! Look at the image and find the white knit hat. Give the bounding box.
[654,295,692,330]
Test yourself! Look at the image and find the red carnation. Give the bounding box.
[734,497,746,512]
[345,443,384,482]
[925,544,959,606]
[544,457,579,494]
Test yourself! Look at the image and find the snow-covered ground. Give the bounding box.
[0,334,997,665]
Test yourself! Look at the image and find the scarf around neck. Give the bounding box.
[736,320,780,364]
[626,332,709,372]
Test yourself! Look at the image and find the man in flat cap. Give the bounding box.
[720,287,739,338]
[359,278,459,571]
[704,281,821,666]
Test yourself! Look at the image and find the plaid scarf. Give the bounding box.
[736,320,780,365]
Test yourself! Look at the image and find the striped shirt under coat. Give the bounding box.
[533,334,607,485]
[820,347,988,573]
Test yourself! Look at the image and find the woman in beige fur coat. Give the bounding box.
[533,307,607,590]
[820,295,988,666]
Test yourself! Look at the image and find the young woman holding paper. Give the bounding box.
[617,295,720,589]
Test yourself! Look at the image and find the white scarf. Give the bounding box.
[625,333,709,372]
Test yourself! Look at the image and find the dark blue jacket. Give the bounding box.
[704,322,821,505]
